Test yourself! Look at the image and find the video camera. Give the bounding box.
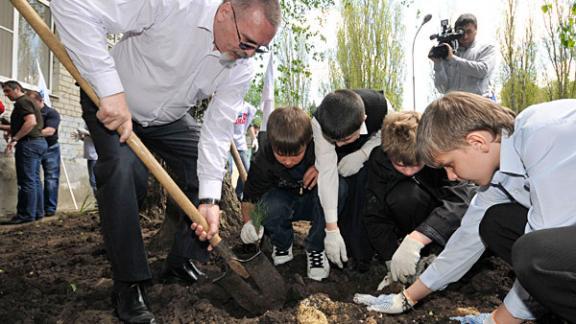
[429,19,464,59]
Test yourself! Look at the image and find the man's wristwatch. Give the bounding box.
[198,198,220,206]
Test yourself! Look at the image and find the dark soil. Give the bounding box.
[0,211,560,323]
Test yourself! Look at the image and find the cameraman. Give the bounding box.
[430,14,497,98]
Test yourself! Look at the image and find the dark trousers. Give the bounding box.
[261,188,326,252]
[15,138,48,221]
[365,180,438,260]
[41,143,61,214]
[87,159,97,196]
[81,91,207,283]
[338,166,374,263]
[478,203,528,265]
[512,226,576,323]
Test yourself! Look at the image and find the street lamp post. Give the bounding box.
[412,14,432,111]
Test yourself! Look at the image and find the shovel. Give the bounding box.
[225,142,289,311]
[11,0,286,314]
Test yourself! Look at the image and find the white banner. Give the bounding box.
[259,53,274,131]
[36,60,51,107]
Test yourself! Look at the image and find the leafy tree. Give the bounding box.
[331,0,405,109]
[499,0,541,112]
[541,0,576,99]
[275,0,334,110]
[500,74,545,110]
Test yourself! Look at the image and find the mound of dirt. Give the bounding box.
[0,211,561,323]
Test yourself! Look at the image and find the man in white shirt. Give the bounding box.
[51,0,280,322]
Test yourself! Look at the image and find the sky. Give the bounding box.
[305,0,547,111]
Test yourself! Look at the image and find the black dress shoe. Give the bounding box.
[112,283,156,324]
[161,259,206,285]
[1,216,34,225]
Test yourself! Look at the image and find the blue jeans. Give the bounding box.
[15,138,48,221]
[87,159,97,196]
[261,180,348,252]
[41,143,61,214]
[228,150,250,199]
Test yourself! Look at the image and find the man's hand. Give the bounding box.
[240,220,264,244]
[191,204,221,251]
[428,47,441,63]
[98,92,132,142]
[390,235,425,283]
[337,150,366,177]
[449,313,494,324]
[353,291,415,314]
[324,228,348,268]
[71,130,81,142]
[443,43,455,60]
[5,140,16,154]
[252,140,259,152]
[303,166,318,189]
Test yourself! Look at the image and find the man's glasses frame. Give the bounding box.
[230,4,269,54]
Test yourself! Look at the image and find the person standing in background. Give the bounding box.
[229,101,257,199]
[28,90,61,217]
[2,81,47,224]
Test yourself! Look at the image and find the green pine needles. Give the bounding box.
[250,201,268,232]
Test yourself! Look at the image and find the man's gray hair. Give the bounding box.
[230,0,282,28]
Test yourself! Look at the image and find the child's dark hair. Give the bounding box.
[316,89,365,141]
[267,106,312,156]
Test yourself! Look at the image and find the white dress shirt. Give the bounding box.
[433,40,497,96]
[419,99,576,319]
[51,0,255,199]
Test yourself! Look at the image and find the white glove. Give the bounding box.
[353,291,415,314]
[337,150,367,177]
[252,140,259,152]
[240,220,264,244]
[324,229,348,268]
[390,235,424,283]
[449,313,494,324]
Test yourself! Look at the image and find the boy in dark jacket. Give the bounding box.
[241,107,345,281]
[363,112,476,286]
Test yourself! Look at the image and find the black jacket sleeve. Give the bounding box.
[241,146,276,203]
[362,149,402,259]
[415,178,477,246]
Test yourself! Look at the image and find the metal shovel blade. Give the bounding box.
[214,245,287,314]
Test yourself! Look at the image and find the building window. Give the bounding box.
[0,0,53,90]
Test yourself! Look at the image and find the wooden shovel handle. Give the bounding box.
[230,142,248,183]
[11,0,221,246]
